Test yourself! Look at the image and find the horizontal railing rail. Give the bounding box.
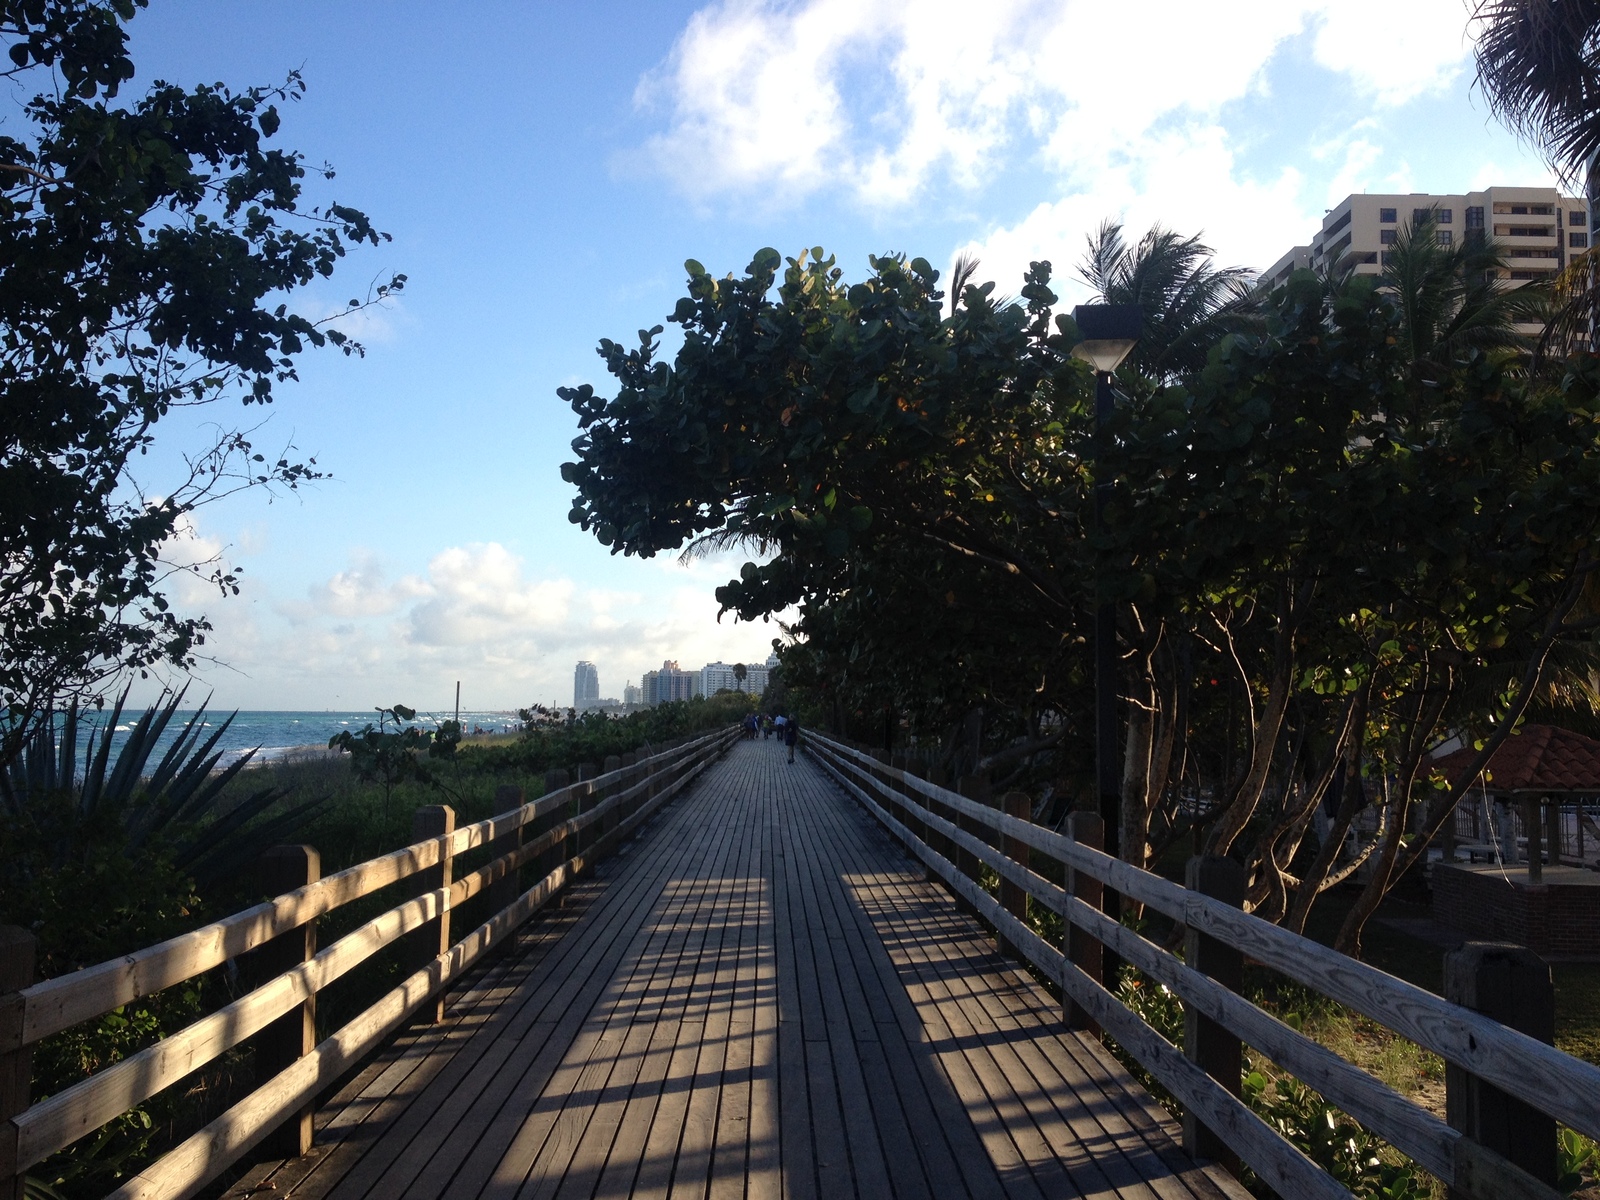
[0,726,740,1200]
[807,730,1597,1200]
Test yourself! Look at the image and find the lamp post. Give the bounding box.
[1070,304,1141,864]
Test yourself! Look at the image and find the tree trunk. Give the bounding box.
[1205,579,1311,859]
[1284,682,1372,936]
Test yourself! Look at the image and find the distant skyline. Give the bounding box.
[115,1,1555,710]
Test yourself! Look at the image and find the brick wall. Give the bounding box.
[1433,865,1600,959]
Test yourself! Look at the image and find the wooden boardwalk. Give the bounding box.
[225,740,1246,1200]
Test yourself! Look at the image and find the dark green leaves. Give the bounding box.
[0,0,394,766]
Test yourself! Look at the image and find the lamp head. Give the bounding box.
[1070,303,1142,373]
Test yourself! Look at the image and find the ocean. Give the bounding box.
[86,708,523,767]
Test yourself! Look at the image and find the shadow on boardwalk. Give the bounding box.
[226,740,1246,1200]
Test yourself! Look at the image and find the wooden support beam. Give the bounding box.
[0,927,36,1200]
[488,785,525,922]
[410,806,455,1024]
[1184,854,1246,1175]
[252,846,320,1159]
[1065,812,1104,1033]
[998,792,1031,960]
[1445,943,1557,1197]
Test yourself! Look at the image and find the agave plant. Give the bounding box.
[0,688,325,890]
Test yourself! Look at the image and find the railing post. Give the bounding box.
[998,792,1031,959]
[955,775,988,902]
[0,926,36,1200]
[1064,812,1103,1032]
[250,846,319,1158]
[411,805,455,1024]
[575,763,598,861]
[621,751,638,825]
[1183,854,1245,1174]
[1444,943,1557,1195]
[489,785,525,923]
[603,755,622,845]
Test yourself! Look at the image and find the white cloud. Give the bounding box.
[635,0,1474,211]
[1309,0,1472,106]
[152,536,783,710]
[953,125,1312,304]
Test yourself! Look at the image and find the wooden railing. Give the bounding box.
[807,731,1600,1200]
[0,726,739,1200]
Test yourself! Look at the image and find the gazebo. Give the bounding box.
[1432,723,1600,874]
[1429,724,1600,960]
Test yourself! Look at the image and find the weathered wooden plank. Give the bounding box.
[778,772,1007,1200]
[812,734,1600,1146]
[198,736,1277,1200]
[512,787,755,1199]
[389,807,725,1199]
[822,738,1559,1200]
[809,743,1269,1200]
[579,816,751,1200]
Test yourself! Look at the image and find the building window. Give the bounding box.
[1324,210,1351,237]
[1381,251,1395,267]
[1575,211,1589,228]
[1437,208,1453,224]
[1570,232,1589,248]
[1497,225,1554,238]
[1509,268,1555,280]
[1380,207,1397,223]
[1437,230,1453,246]
[1380,229,1397,245]
[1412,207,1432,225]
[1355,252,1377,264]
[1466,206,1485,228]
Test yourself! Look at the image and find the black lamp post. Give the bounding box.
[1070,304,1141,862]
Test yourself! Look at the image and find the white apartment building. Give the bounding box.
[1263,186,1590,292]
[700,660,770,696]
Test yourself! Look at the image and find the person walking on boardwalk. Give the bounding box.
[783,715,799,764]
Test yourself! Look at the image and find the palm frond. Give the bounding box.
[1472,0,1600,184]
[678,526,778,565]
[946,252,984,318]
[1077,219,1259,386]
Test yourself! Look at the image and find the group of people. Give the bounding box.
[743,711,801,762]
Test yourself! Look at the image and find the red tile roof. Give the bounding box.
[1434,724,1600,793]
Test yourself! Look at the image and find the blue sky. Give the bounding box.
[123,0,1555,712]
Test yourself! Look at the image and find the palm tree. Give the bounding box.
[1076,220,1256,390]
[1472,0,1600,181]
[1376,209,1547,376]
[1473,2,1600,348]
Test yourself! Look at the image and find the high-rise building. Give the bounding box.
[1263,186,1589,296]
[700,660,770,696]
[573,660,599,710]
[641,660,697,705]
[623,681,642,706]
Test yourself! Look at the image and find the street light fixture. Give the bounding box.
[1071,303,1141,868]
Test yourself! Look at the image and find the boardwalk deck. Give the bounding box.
[224,741,1247,1200]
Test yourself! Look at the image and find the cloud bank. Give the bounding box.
[635,0,1478,293]
[151,532,781,711]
